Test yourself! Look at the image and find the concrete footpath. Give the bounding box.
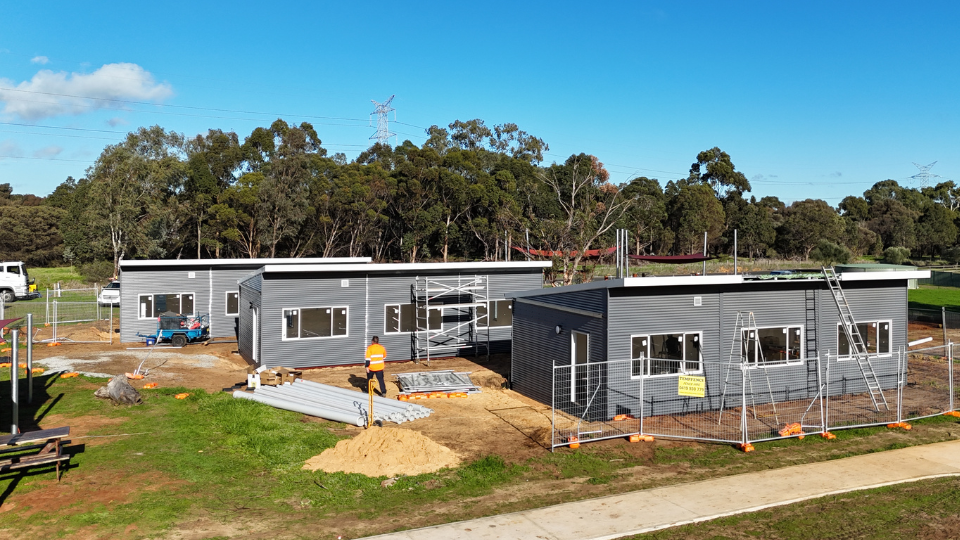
[362,439,960,540]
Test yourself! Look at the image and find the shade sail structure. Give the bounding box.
[628,254,716,263]
[0,318,22,328]
[511,246,617,259]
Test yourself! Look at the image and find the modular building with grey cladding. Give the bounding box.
[508,270,929,414]
[238,261,551,368]
[119,257,369,343]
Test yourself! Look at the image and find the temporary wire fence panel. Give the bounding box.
[740,357,825,443]
[901,344,953,421]
[824,352,900,430]
[552,359,641,449]
[641,361,743,444]
[551,348,960,450]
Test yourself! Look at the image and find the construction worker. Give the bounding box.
[365,336,387,396]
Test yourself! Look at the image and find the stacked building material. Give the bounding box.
[395,370,481,397]
[233,379,433,427]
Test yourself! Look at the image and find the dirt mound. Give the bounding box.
[302,427,460,477]
[471,370,506,389]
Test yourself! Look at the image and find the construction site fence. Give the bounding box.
[551,344,958,450]
[908,306,960,331]
[918,270,960,289]
[0,287,105,325]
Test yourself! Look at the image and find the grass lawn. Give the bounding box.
[908,285,960,311]
[29,267,88,291]
[1,371,958,539]
[631,476,960,539]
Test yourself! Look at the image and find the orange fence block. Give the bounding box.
[142,382,158,389]
[174,393,190,400]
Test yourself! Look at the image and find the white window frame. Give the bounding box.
[837,320,892,360]
[630,331,704,379]
[383,303,441,334]
[138,292,196,320]
[477,299,513,329]
[282,306,349,341]
[225,291,240,317]
[742,325,805,368]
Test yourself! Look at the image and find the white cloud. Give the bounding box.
[0,63,174,121]
[0,140,24,158]
[31,55,49,65]
[106,117,128,127]
[33,145,63,158]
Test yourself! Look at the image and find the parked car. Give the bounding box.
[98,281,120,306]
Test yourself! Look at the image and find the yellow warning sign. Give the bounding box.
[678,375,705,398]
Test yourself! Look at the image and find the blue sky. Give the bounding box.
[0,1,957,203]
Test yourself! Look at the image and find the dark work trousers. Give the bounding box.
[367,370,386,394]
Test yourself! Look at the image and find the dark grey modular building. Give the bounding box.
[238,261,551,368]
[508,270,929,413]
[119,257,369,343]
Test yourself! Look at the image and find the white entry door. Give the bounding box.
[571,331,589,403]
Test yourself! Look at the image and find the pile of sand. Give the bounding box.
[302,427,460,477]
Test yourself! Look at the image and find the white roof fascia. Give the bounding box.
[838,270,930,281]
[261,261,552,274]
[622,275,745,287]
[120,257,370,268]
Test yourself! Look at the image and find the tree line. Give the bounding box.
[5,118,960,284]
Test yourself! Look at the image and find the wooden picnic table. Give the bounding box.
[0,426,71,481]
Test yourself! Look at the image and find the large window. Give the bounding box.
[283,306,348,340]
[838,320,891,357]
[631,332,702,377]
[742,326,803,366]
[384,304,441,333]
[477,300,512,328]
[138,293,195,319]
[225,292,240,316]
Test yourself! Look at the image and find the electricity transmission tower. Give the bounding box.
[369,95,396,146]
[910,161,940,189]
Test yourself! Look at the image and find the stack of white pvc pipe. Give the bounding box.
[232,379,433,427]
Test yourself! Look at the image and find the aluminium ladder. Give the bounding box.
[822,266,888,411]
[718,311,779,426]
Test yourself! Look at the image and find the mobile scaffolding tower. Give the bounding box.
[412,275,491,364]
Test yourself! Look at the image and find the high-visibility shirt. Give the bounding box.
[365,343,387,371]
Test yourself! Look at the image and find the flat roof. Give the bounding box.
[120,256,370,269]
[260,261,552,274]
[508,270,931,298]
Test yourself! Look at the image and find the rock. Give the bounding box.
[380,477,398,488]
[94,376,143,405]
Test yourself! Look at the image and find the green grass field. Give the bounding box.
[29,266,88,291]
[632,476,960,539]
[908,285,960,311]
[1,367,958,538]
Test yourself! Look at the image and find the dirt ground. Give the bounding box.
[26,322,555,462]
[908,320,960,348]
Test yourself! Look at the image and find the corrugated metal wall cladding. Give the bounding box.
[607,292,720,363]
[818,284,907,357]
[251,270,543,369]
[119,268,212,342]
[510,301,606,406]
[522,288,607,313]
[258,276,367,369]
